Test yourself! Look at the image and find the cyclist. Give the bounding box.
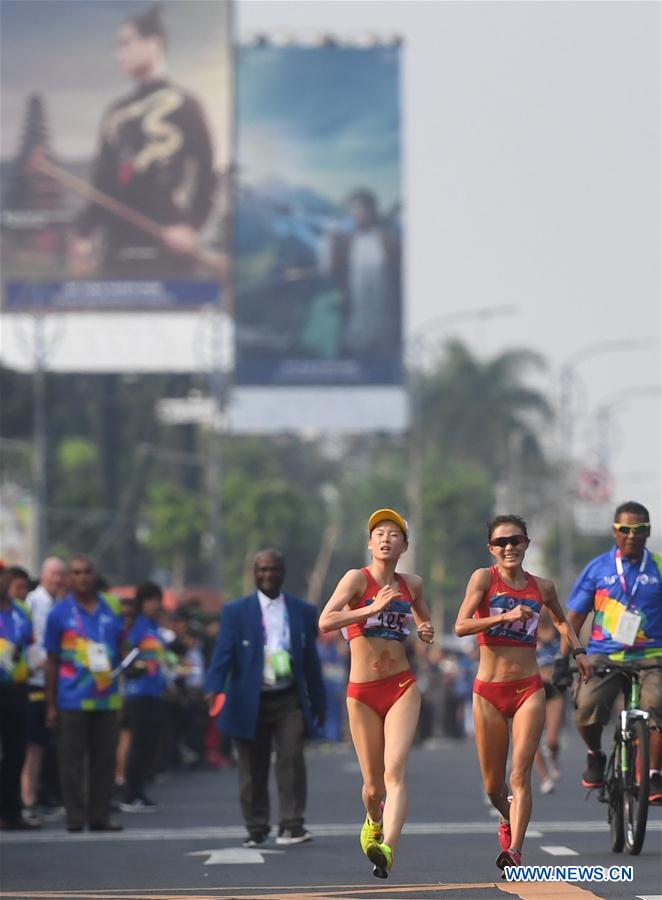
[455,515,590,874]
[318,509,434,880]
[557,501,662,805]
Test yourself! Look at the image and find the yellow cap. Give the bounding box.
[368,508,408,540]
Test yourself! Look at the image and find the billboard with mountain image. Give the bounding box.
[235,43,403,385]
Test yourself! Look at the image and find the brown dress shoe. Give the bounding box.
[1,816,42,831]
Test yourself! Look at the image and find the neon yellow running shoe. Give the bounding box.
[367,841,392,879]
[359,814,383,855]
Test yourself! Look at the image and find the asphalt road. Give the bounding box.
[1,728,660,900]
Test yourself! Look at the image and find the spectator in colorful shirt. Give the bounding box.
[45,555,124,832]
[559,501,662,804]
[5,565,32,614]
[0,569,39,830]
[120,582,167,812]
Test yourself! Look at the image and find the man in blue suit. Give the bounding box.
[205,549,326,847]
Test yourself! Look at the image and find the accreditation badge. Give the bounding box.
[86,640,111,673]
[263,656,276,685]
[271,649,292,678]
[612,609,642,647]
[0,641,15,674]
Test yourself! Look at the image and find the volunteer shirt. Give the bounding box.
[124,615,167,698]
[44,594,122,710]
[566,548,662,661]
[0,602,32,684]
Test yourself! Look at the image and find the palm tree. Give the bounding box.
[417,339,552,476]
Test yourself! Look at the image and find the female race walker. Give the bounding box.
[319,508,434,880]
[454,515,591,874]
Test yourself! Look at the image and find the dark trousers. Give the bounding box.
[58,709,118,828]
[124,695,163,802]
[234,686,307,836]
[0,685,28,824]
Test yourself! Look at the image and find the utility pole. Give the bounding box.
[556,340,657,599]
[32,312,48,566]
[558,363,575,601]
[207,310,227,592]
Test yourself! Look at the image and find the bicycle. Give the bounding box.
[579,661,662,856]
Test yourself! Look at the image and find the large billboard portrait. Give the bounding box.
[0,0,231,311]
[235,43,403,385]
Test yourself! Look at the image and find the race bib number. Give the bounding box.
[612,609,641,647]
[86,641,111,673]
[365,608,410,637]
[489,605,539,638]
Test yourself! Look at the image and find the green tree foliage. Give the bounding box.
[419,339,551,475]
[143,483,207,590]
[221,469,323,599]
[410,340,552,621]
[420,461,495,624]
[1,339,554,605]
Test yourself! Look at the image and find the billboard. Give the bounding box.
[0,0,232,311]
[235,44,403,386]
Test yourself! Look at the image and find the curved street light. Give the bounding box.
[557,339,659,597]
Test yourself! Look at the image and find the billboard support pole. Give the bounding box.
[32,311,48,567]
[207,309,226,593]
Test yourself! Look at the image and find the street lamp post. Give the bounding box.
[592,385,661,472]
[557,340,657,598]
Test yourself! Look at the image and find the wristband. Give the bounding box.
[572,647,587,659]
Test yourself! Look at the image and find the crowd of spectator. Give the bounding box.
[0,553,481,832]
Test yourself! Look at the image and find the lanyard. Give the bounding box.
[615,549,648,607]
[73,600,106,644]
[260,601,290,650]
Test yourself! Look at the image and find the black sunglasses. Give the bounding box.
[489,535,529,549]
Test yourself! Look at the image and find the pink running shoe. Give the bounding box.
[498,818,511,851]
[497,795,512,851]
[496,847,522,875]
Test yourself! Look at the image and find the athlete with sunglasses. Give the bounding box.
[557,501,662,804]
[455,515,589,875]
[319,509,434,880]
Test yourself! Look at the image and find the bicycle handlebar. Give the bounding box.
[568,661,662,677]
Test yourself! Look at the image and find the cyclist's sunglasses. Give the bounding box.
[489,535,529,549]
[613,522,650,536]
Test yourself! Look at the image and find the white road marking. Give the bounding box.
[540,845,579,856]
[636,896,662,900]
[0,820,656,843]
[187,848,285,865]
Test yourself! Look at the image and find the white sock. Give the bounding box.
[649,769,660,778]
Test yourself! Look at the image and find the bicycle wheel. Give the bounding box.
[623,718,649,855]
[607,746,624,853]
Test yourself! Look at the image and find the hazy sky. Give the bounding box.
[0,1,659,546]
[239,0,661,534]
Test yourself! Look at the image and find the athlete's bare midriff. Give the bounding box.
[476,644,538,682]
[348,634,410,683]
